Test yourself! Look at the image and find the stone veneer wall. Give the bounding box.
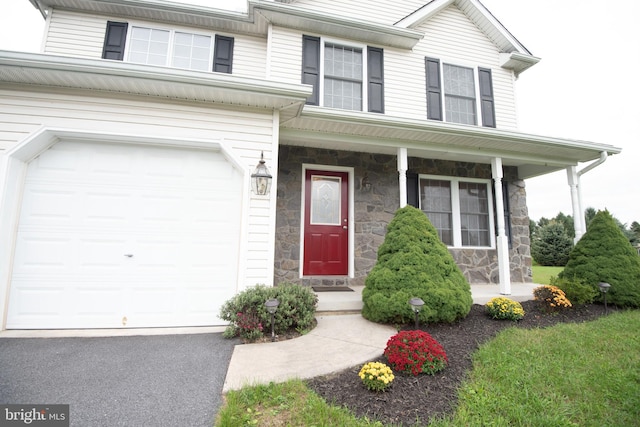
[274,146,532,287]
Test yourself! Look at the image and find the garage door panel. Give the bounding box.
[8,141,242,329]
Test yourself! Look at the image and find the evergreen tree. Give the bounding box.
[362,206,472,324]
[531,222,573,266]
[560,210,640,308]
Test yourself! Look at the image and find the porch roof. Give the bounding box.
[280,107,622,179]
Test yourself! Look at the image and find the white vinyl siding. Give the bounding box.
[269,27,302,83]
[233,34,267,79]
[383,47,426,120]
[44,9,106,58]
[0,89,275,288]
[412,5,518,129]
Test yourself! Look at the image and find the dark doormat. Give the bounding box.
[312,286,354,292]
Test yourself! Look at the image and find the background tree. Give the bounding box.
[531,222,573,266]
[584,207,597,229]
[554,212,574,238]
[362,206,472,324]
[560,210,640,308]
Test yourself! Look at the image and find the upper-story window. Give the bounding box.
[419,175,495,248]
[102,21,234,74]
[426,57,496,127]
[302,35,384,113]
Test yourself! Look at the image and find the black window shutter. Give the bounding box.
[102,21,128,61]
[502,180,513,248]
[302,35,320,105]
[367,46,384,113]
[213,35,234,73]
[425,57,442,120]
[406,171,419,209]
[479,67,496,127]
[493,180,513,248]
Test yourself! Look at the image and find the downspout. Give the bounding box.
[575,151,608,240]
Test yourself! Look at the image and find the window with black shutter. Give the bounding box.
[302,35,384,112]
[102,21,128,61]
[479,67,496,127]
[425,57,443,121]
[213,35,234,74]
[367,46,384,113]
[302,35,321,106]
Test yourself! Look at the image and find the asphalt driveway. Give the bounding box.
[0,333,237,426]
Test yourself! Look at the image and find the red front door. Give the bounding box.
[303,169,349,276]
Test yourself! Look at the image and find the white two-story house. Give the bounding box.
[0,0,621,330]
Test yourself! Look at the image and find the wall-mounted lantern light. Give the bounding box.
[361,172,371,192]
[251,151,272,196]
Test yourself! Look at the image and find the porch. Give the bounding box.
[315,282,541,314]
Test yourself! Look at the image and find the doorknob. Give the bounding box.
[343,226,348,230]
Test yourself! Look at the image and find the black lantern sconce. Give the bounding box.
[360,172,372,192]
[264,298,279,341]
[598,282,611,314]
[251,152,272,196]
[409,297,425,330]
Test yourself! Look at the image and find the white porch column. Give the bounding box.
[567,166,583,242]
[491,157,511,294]
[398,147,408,208]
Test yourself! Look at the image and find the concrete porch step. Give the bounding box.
[314,283,541,314]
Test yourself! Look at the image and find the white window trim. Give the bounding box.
[418,174,495,249]
[318,37,369,111]
[436,58,483,126]
[124,21,217,72]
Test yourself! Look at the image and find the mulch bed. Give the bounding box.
[306,300,611,426]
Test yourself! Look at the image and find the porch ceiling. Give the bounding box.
[280,107,622,179]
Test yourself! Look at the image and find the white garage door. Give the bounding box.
[7,141,242,329]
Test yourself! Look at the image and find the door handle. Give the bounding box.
[124,254,133,258]
[343,226,348,230]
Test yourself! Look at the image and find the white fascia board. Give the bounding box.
[299,107,622,156]
[250,0,423,49]
[0,51,311,108]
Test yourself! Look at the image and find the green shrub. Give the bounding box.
[362,206,472,324]
[559,210,640,308]
[533,285,572,312]
[531,222,573,266]
[384,330,448,376]
[485,297,525,321]
[219,283,318,341]
[550,276,599,305]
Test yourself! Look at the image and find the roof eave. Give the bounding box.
[0,51,311,117]
[250,0,424,49]
[281,107,621,179]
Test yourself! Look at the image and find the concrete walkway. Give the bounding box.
[223,283,539,392]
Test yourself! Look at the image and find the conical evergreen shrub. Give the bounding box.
[362,205,472,324]
[559,210,640,308]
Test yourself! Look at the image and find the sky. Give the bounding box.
[1,0,638,226]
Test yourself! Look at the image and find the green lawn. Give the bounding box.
[531,265,563,284]
[216,310,640,426]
